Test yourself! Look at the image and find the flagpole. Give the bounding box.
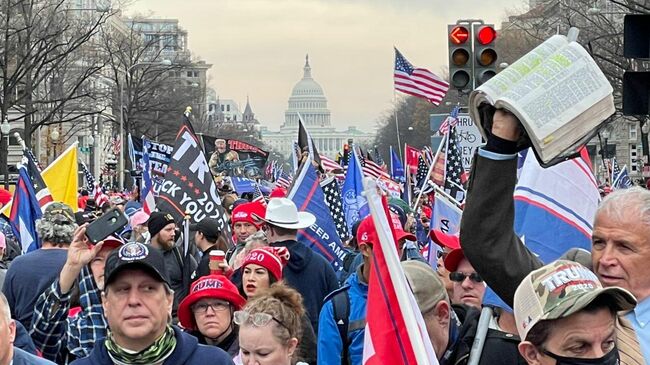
[412,134,446,211]
[394,93,403,160]
[363,178,435,364]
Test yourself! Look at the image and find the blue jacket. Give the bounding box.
[317,268,368,365]
[12,347,55,365]
[70,326,234,365]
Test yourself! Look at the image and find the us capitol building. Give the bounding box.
[260,55,374,159]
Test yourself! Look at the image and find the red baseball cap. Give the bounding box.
[356,213,416,247]
[429,229,460,250]
[443,248,466,272]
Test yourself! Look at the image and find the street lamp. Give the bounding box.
[118,59,172,189]
[0,118,10,189]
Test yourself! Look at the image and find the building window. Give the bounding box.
[630,144,639,173]
[630,124,638,140]
[226,105,230,112]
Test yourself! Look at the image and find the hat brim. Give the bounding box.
[430,229,460,250]
[178,289,247,330]
[543,287,637,325]
[444,248,465,272]
[253,211,316,230]
[105,262,169,288]
[395,230,416,243]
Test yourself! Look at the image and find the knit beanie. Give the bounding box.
[242,246,290,281]
[147,212,175,238]
[231,201,266,229]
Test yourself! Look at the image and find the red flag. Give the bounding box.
[404,144,421,175]
[362,180,438,365]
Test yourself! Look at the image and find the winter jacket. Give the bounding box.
[270,239,339,333]
[317,267,367,365]
[70,326,234,365]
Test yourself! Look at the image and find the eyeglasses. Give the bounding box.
[449,271,483,283]
[233,310,290,333]
[191,300,231,314]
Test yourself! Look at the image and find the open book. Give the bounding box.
[469,33,615,167]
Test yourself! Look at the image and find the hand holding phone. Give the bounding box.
[85,208,128,244]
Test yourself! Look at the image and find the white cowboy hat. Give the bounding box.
[253,198,316,229]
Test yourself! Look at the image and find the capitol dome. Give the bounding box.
[284,55,331,129]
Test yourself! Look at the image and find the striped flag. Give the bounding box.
[320,154,345,180]
[10,165,43,253]
[360,153,391,180]
[142,142,156,214]
[611,157,633,190]
[438,106,460,135]
[81,162,109,208]
[394,48,449,106]
[321,177,349,240]
[22,150,53,207]
[252,182,267,207]
[276,170,293,189]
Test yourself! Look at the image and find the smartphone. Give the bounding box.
[85,208,128,244]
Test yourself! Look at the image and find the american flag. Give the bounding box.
[22,150,53,207]
[320,154,345,180]
[276,170,293,189]
[252,182,267,206]
[321,177,349,241]
[80,161,109,208]
[415,154,429,189]
[142,142,156,214]
[443,126,467,202]
[438,105,460,135]
[373,146,385,167]
[431,135,447,187]
[394,47,449,106]
[422,146,434,166]
[611,158,633,190]
[359,152,390,180]
[111,135,121,155]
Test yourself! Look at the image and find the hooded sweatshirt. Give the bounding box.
[69,326,234,365]
[271,239,339,334]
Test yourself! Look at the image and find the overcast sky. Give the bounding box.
[126,0,529,132]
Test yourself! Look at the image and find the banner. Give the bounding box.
[156,119,230,236]
[201,135,269,179]
[128,135,173,177]
[42,143,78,211]
[288,160,345,271]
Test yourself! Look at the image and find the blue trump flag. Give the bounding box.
[288,160,345,271]
[10,165,42,253]
[390,145,404,182]
[342,148,369,232]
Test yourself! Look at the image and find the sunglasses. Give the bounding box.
[233,310,290,333]
[449,271,483,283]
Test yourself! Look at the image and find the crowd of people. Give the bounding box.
[0,107,648,365]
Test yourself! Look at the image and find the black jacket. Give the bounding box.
[441,305,525,365]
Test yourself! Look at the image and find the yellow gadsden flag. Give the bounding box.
[0,142,79,216]
[42,142,78,210]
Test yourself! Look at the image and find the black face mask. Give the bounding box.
[542,347,619,365]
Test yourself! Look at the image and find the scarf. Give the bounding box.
[105,325,177,365]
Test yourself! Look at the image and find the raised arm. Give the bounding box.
[460,109,543,307]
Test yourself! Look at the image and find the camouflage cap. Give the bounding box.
[42,202,76,225]
[514,260,636,340]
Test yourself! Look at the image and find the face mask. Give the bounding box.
[542,347,619,365]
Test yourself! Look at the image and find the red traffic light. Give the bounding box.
[449,26,470,45]
[476,26,497,45]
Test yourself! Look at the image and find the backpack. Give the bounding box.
[330,288,351,365]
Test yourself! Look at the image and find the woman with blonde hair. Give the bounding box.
[235,283,309,365]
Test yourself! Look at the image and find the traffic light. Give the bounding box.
[343,143,350,166]
[622,14,650,115]
[448,24,472,93]
[472,24,497,87]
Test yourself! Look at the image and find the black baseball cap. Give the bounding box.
[104,242,170,287]
[189,218,221,240]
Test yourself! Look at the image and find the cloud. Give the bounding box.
[127,0,527,131]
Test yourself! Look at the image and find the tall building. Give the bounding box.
[262,55,374,158]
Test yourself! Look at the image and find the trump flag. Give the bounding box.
[288,159,345,271]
